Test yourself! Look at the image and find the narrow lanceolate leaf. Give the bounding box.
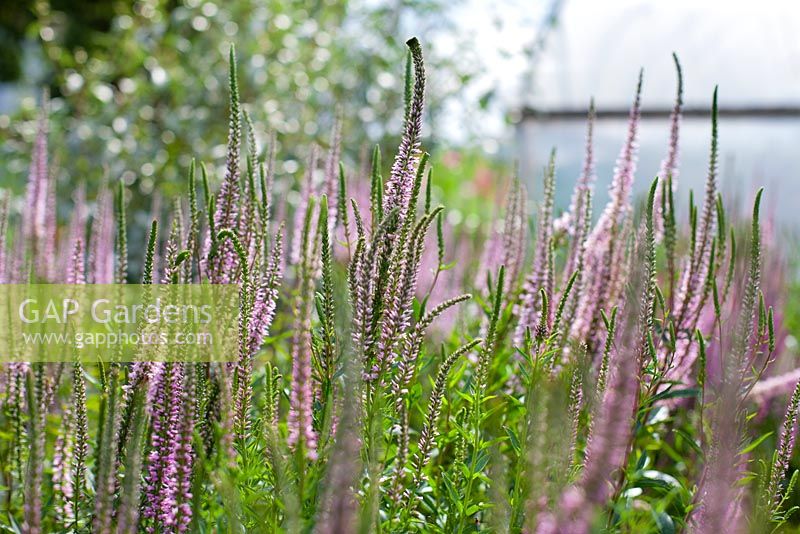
[724,227,737,299]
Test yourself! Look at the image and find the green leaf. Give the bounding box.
[441,472,461,512]
[473,452,490,474]
[505,426,521,455]
[647,387,700,404]
[466,502,492,515]
[741,431,773,454]
[673,428,703,457]
[652,510,676,534]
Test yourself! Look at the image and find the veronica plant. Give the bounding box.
[0,37,795,534]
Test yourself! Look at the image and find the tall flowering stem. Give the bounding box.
[288,197,319,461]
[23,367,45,534]
[516,150,556,345]
[690,189,765,532]
[23,92,56,281]
[457,266,505,532]
[571,71,642,354]
[206,44,242,283]
[116,382,149,534]
[383,38,425,221]
[548,179,659,533]
[655,53,683,240]
[761,379,800,519]
[409,338,481,483]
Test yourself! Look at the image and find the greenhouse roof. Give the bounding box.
[526,0,800,111]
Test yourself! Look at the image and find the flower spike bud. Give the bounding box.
[655,53,683,239]
[215,43,242,232]
[116,180,128,284]
[384,37,425,221]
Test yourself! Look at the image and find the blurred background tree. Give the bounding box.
[0,0,492,215]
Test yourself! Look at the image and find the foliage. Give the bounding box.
[0,37,798,534]
[0,0,483,214]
